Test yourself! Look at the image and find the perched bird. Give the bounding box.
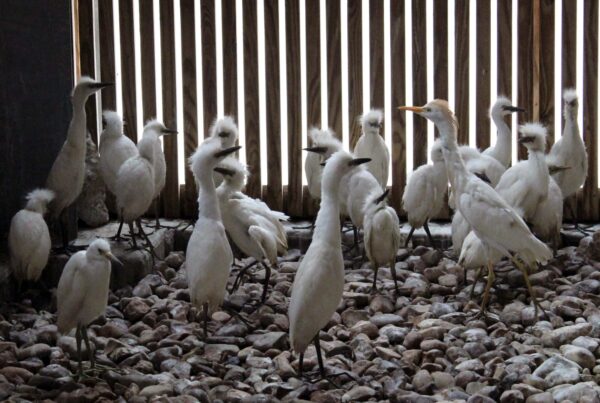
[99,111,137,196]
[215,157,289,302]
[531,174,565,251]
[141,120,177,228]
[363,189,401,292]
[9,189,55,286]
[353,110,389,188]
[289,151,370,378]
[114,135,156,252]
[46,77,112,248]
[56,239,120,376]
[546,89,588,228]
[400,100,552,317]
[208,116,240,188]
[482,97,525,168]
[402,139,448,247]
[187,138,241,335]
[304,128,343,202]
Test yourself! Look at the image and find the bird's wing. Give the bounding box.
[229,198,288,253]
[9,212,45,270]
[494,163,528,216]
[248,225,278,265]
[56,254,87,333]
[305,154,321,198]
[403,168,436,226]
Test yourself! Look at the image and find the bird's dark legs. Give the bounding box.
[232,260,259,291]
[313,335,325,378]
[511,257,547,319]
[203,302,209,337]
[371,265,379,293]
[479,261,495,316]
[112,217,125,241]
[60,211,70,250]
[80,325,95,370]
[76,324,84,377]
[298,352,304,377]
[136,219,156,257]
[261,262,272,303]
[423,221,436,248]
[566,197,591,235]
[390,260,399,293]
[470,267,484,300]
[155,197,161,229]
[128,222,138,249]
[352,226,360,254]
[404,226,416,247]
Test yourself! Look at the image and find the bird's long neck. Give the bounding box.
[437,119,469,192]
[564,113,583,146]
[197,170,222,220]
[313,186,342,247]
[491,112,512,167]
[66,94,89,149]
[528,148,550,192]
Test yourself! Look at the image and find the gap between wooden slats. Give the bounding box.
[327,0,343,140]
[475,0,490,150]
[119,0,138,140]
[98,0,116,111]
[201,0,217,138]
[347,0,363,150]
[412,0,427,168]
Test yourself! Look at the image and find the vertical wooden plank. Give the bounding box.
[455,0,469,145]
[370,0,384,109]
[181,0,198,218]
[222,0,238,117]
[160,0,179,217]
[327,0,343,139]
[119,0,138,140]
[348,0,363,150]
[539,0,554,147]
[391,0,406,213]
[286,0,303,216]
[476,0,491,150]
[243,0,261,198]
[98,0,116,110]
[497,0,512,99]
[306,0,321,128]
[561,0,577,91]
[434,0,448,139]
[78,0,98,144]
[517,0,535,160]
[201,0,217,138]
[412,0,427,167]
[264,0,282,210]
[140,0,156,123]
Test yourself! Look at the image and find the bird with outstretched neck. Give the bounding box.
[353,109,389,189]
[483,97,525,168]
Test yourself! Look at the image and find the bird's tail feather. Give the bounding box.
[521,235,553,266]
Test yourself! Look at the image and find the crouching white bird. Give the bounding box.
[114,135,156,253]
[400,100,552,317]
[304,127,343,202]
[353,109,389,188]
[187,138,241,335]
[9,189,55,286]
[46,77,112,248]
[56,239,121,376]
[215,157,289,302]
[289,151,370,378]
[208,116,240,187]
[402,140,448,247]
[363,189,401,292]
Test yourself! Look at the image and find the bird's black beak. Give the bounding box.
[549,165,571,174]
[518,136,535,144]
[370,123,382,128]
[374,189,390,204]
[503,105,526,113]
[218,131,229,138]
[214,167,235,176]
[320,162,326,167]
[215,145,242,158]
[304,146,328,154]
[89,82,114,89]
[349,157,371,166]
[162,128,178,135]
[474,172,491,184]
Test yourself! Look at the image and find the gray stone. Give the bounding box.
[532,356,581,387]
[560,344,596,369]
[139,383,174,397]
[542,323,592,347]
[342,385,376,402]
[525,392,553,403]
[500,390,524,403]
[251,331,288,352]
[550,382,600,402]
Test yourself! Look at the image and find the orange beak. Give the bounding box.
[398,106,425,113]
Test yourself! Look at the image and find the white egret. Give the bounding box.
[400,100,552,316]
[532,175,565,251]
[46,77,112,248]
[363,189,401,292]
[402,139,448,247]
[289,151,370,378]
[353,109,389,188]
[215,157,289,302]
[187,138,241,335]
[304,127,343,202]
[99,111,137,196]
[56,239,121,376]
[482,97,525,168]
[208,116,240,188]
[9,189,55,286]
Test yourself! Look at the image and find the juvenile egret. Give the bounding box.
[482,97,525,168]
[546,89,588,228]
[289,151,370,378]
[215,157,289,302]
[187,138,241,335]
[304,128,343,202]
[400,100,552,316]
[99,111,138,196]
[363,189,401,292]
[402,139,448,247]
[56,239,120,376]
[114,135,156,252]
[141,120,177,228]
[532,175,565,251]
[353,110,389,188]
[208,116,240,188]
[46,77,112,248]
[9,189,55,286]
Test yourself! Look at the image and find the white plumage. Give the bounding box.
[99,111,138,195]
[353,109,389,188]
[142,120,177,203]
[482,97,525,168]
[9,189,55,284]
[531,176,564,249]
[208,116,240,188]
[304,128,343,201]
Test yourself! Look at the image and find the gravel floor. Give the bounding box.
[2,231,600,402]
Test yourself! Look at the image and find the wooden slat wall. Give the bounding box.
[517,0,535,160]
[327,0,342,139]
[77,0,98,144]
[412,0,427,168]
[539,0,554,148]
[497,0,512,99]
[348,0,363,150]
[201,0,217,138]
[98,0,116,111]
[370,0,384,110]
[119,0,138,140]
[222,0,237,118]
[454,0,470,146]
[139,0,156,122]
[475,0,490,150]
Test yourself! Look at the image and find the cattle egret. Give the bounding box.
[482,97,525,168]
[354,109,389,188]
[46,77,112,248]
[215,157,289,302]
[187,138,242,335]
[114,135,157,252]
[304,128,343,202]
[99,111,138,196]
[9,189,55,286]
[56,239,121,376]
[289,151,370,378]
[363,189,401,292]
[547,89,588,228]
[208,116,240,188]
[403,139,448,247]
[399,100,552,316]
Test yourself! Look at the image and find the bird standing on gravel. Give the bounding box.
[215,157,288,302]
[400,100,552,317]
[402,139,448,247]
[353,109,389,188]
[363,189,401,292]
[9,189,55,286]
[56,239,121,377]
[482,97,525,168]
[289,151,370,378]
[46,76,112,249]
[187,138,241,336]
